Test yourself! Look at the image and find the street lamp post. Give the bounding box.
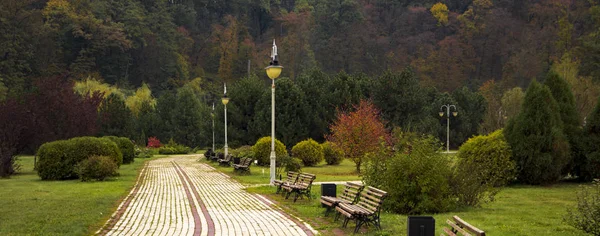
[211,103,215,152]
[265,39,283,185]
[439,104,458,153]
[222,84,230,157]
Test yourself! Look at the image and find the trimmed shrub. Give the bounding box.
[136,147,154,158]
[322,141,344,165]
[36,137,122,180]
[292,139,324,167]
[158,139,191,154]
[363,136,455,214]
[104,136,135,164]
[231,145,254,159]
[564,180,600,236]
[252,137,288,166]
[453,130,516,206]
[76,156,118,181]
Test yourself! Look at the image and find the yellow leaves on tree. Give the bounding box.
[126,83,156,117]
[74,77,124,99]
[430,2,449,26]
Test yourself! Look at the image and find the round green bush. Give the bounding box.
[36,137,122,180]
[322,141,344,165]
[252,137,287,166]
[454,129,516,206]
[105,136,135,164]
[363,136,455,214]
[292,139,324,167]
[76,156,118,181]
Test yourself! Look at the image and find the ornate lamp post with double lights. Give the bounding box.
[222,84,230,157]
[265,40,283,185]
[439,104,458,153]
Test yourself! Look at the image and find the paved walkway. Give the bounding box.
[98,155,315,236]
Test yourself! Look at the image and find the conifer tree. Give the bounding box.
[544,71,581,176]
[504,81,570,184]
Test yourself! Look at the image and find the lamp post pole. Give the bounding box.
[265,39,283,185]
[440,104,457,153]
[212,103,215,152]
[222,84,229,157]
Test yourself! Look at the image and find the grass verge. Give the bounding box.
[201,157,360,185]
[245,182,587,235]
[0,155,163,236]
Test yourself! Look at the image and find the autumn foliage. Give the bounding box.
[327,100,390,172]
[147,137,162,148]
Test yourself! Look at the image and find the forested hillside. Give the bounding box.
[3,0,600,96]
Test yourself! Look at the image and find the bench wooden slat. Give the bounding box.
[443,227,457,236]
[453,216,485,236]
[446,219,472,236]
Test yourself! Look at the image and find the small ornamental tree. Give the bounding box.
[327,100,390,172]
[147,137,162,148]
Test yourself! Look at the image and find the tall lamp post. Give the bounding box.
[222,84,230,157]
[439,104,458,153]
[211,103,215,152]
[265,39,283,185]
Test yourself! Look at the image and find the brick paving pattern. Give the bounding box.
[100,155,315,236]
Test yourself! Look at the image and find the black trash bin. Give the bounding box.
[407,216,435,236]
[321,183,336,207]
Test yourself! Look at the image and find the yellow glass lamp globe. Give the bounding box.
[265,65,283,80]
[221,95,229,105]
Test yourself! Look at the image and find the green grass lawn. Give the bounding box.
[201,157,360,185]
[245,183,587,236]
[0,155,164,236]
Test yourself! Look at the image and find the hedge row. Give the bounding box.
[36,137,124,180]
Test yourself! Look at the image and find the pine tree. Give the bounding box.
[582,95,600,181]
[544,71,581,177]
[504,80,570,184]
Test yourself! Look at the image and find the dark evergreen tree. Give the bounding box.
[97,94,135,138]
[172,87,210,148]
[228,76,267,146]
[581,95,600,181]
[504,81,570,184]
[155,90,177,142]
[371,69,438,134]
[449,86,487,148]
[544,71,582,176]
[250,78,309,148]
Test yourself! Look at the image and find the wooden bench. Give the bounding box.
[442,216,486,236]
[233,158,252,174]
[211,153,222,162]
[282,173,316,202]
[321,182,364,216]
[204,149,214,160]
[217,154,232,166]
[273,171,299,194]
[335,186,387,233]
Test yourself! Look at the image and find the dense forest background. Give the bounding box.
[3,0,600,151]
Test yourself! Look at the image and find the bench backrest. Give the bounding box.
[356,186,387,216]
[295,173,316,189]
[284,171,299,184]
[340,182,364,204]
[218,153,224,159]
[239,158,252,167]
[444,216,485,236]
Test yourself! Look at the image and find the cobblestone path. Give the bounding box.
[99,155,315,236]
